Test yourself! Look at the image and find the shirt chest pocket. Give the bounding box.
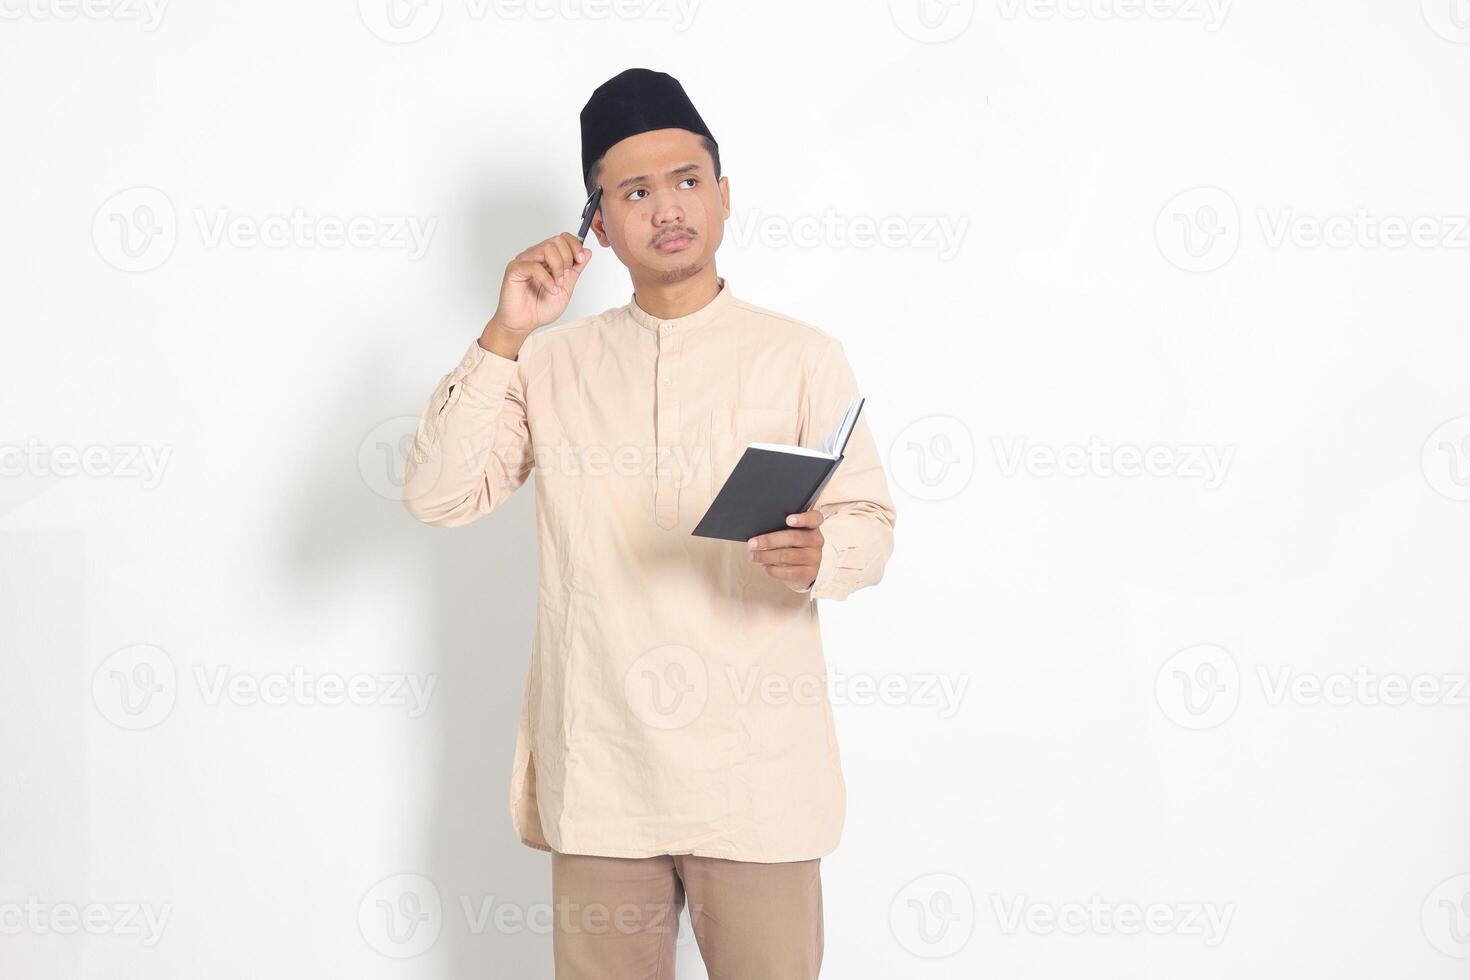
[709,407,801,499]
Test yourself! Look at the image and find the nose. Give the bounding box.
[648,187,685,226]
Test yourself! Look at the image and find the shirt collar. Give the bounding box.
[626,276,733,334]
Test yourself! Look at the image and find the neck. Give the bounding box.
[631,264,721,319]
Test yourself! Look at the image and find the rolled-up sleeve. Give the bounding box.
[402,334,537,528]
[798,337,897,601]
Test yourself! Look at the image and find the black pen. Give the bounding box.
[577,185,603,243]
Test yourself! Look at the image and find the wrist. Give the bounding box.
[478,319,526,360]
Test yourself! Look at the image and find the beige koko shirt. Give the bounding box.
[402,276,897,862]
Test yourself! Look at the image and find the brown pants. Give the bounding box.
[550,850,824,980]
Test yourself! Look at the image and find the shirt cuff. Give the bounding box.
[451,337,521,388]
[803,522,867,601]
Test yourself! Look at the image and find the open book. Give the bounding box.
[692,396,865,541]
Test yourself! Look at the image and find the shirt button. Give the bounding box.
[663,324,673,331]
[662,378,671,386]
[660,447,670,455]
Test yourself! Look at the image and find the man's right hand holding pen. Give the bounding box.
[478,231,593,360]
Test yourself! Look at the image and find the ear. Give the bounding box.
[590,208,610,248]
[718,174,731,219]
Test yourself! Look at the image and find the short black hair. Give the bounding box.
[584,134,721,197]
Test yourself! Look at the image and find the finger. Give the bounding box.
[784,510,825,528]
[513,259,559,296]
[552,233,590,270]
[515,242,551,265]
[523,242,565,280]
[559,232,590,263]
[748,529,822,551]
[765,564,818,583]
[563,240,591,279]
[750,547,821,567]
[552,234,587,275]
[534,244,566,281]
[545,236,574,277]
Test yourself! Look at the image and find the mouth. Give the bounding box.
[654,233,694,253]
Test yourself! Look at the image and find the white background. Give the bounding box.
[3,0,1470,977]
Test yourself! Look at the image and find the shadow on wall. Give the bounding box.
[286,189,558,977]
[288,186,711,978]
[428,187,567,978]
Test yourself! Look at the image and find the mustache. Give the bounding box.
[652,229,697,246]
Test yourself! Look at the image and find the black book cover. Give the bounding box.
[691,449,843,541]
[692,396,863,541]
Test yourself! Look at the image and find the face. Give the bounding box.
[589,128,729,286]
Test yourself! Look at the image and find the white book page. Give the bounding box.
[744,395,863,459]
[821,396,864,456]
[748,442,835,458]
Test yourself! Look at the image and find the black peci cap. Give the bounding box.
[580,68,716,185]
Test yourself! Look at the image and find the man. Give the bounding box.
[402,67,896,980]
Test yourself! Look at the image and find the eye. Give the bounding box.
[626,188,648,202]
[679,178,698,189]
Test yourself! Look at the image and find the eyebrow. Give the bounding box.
[615,163,703,191]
